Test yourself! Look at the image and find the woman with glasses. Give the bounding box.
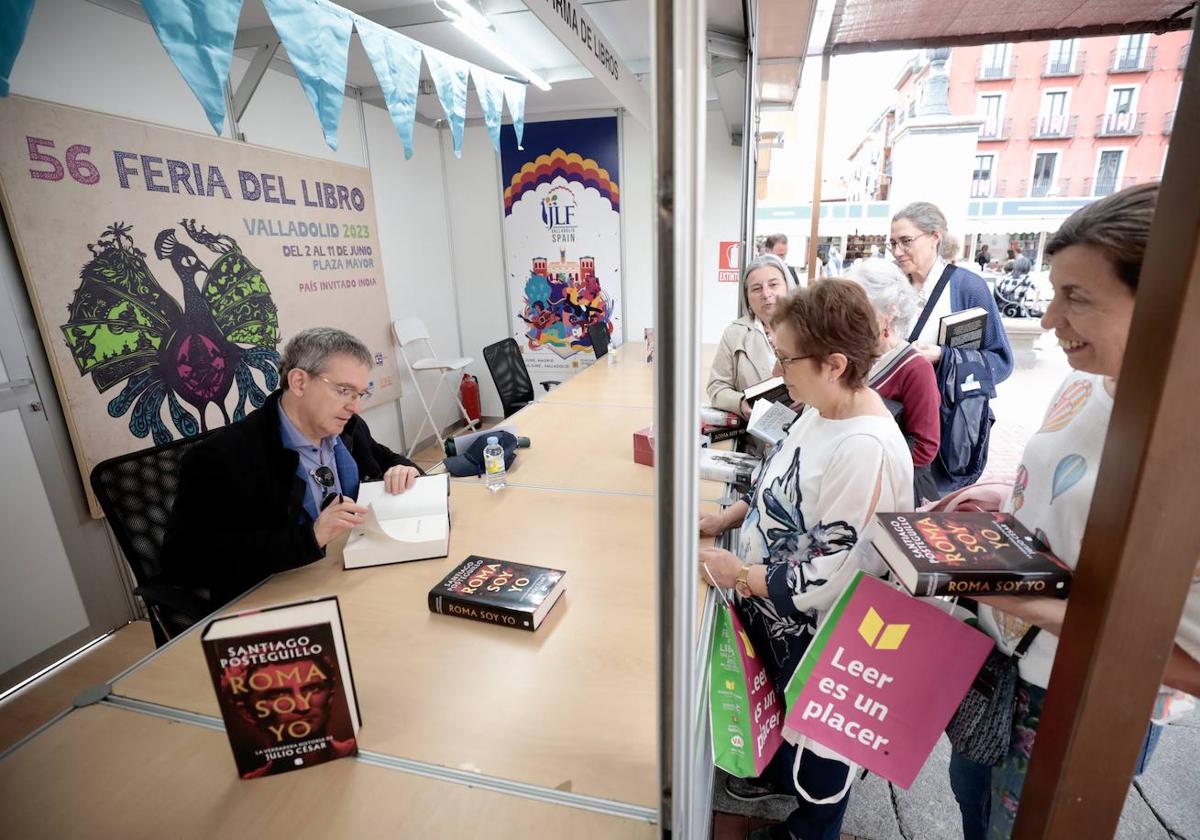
[699,280,914,840]
[706,254,792,419]
[891,202,1014,493]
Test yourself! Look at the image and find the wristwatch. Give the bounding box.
[734,564,753,598]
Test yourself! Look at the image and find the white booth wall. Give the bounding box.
[11,0,745,449]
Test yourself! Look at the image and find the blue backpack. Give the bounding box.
[930,350,995,494]
[908,266,996,495]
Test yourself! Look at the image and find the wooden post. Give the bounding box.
[1012,17,1200,839]
[807,52,830,282]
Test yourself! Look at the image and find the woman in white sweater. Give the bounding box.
[706,254,790,418]
[700,279,914,840]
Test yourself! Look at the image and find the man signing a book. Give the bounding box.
[163,327,422,611]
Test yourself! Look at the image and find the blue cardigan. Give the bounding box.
[942,265,1014,387]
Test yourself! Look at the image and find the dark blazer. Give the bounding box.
[161,389,419,608]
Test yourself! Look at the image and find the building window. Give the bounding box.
[972,155,994,197]
[979,94,1004,138]
[1115,34,1148,70]
[1100,86,1138,134]
[1109,86,1136,115]
[1038,90,1069,135]
[1093,150,1124,196]
[980,44,1011,78]
[1031,152,1057,197]
[1047,39,1077,74]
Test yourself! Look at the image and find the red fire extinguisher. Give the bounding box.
[459,373,482,424]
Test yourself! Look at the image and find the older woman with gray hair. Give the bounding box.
[890,201,1014,492]
[706,253,791,418]
[847,258,942,503]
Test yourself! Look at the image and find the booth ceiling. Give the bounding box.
[824,0,1194,53]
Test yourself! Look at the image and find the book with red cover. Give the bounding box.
[201,596,360,779]
[871,512,1072,598]
[429,555,566,631]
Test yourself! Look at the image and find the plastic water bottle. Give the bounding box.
[483,436,507,492]
[607,343,619,366]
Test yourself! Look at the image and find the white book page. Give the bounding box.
[358,474,449,538]
[376,514,449,544]
[747,399,797,445]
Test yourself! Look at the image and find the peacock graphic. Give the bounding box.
[61,219,281,443]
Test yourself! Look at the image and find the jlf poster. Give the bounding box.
[499,117,622,385]
[0,96,399,515]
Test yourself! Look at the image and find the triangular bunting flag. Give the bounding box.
[263,0,354,150]
[422,46,469,158]
[500,77,527,150]
[355,17,423,159]
[140,0,245,134]
[470,66,507,154]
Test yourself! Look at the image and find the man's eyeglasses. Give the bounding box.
[777,353,815,370]
[311,464,340,511]
[888,233,928,252]
[314,374,373,402]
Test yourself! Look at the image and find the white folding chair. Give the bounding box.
[392,317,478,457]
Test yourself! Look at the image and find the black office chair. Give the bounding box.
[91,434,215,647]
[587,322,610,358]
[482,338,559,417]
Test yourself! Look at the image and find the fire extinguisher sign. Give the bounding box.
[718,241,740,282]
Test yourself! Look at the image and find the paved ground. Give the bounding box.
[714,331,1200,839]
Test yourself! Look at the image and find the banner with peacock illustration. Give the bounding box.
[0,96,399,517]
[499,117,622,390]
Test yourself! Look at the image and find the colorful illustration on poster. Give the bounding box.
[518,247,613,357]
[500,117,622,374]
[61,218,280,443]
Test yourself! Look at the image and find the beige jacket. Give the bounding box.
[705,315,778,414]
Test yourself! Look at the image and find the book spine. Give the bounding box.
[704,426,744,443]
[919,569,1071,598]
[428,592,536,631]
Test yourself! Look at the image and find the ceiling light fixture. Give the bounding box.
[436,0,553,91]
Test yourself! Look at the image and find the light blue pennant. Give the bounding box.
[500,77,527,150]
[140,0,245,134]
[354,16,422,160]
[263,0,354,150]
[470,65,506,154]
[422,46,469,157]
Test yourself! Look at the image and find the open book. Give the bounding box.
[747,397,797,446]
[343,474,450,569]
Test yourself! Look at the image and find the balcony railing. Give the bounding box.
[977,55,1017,80]
[987,177,1150,199]
[1109,45,1156,73]
[1096,111,1146,137]
[1042,50,1086,76]
[977,117,1012,140]
[1020,177,1071,198]
[1084,176,1137,197]
[1164,110,1175,135]
[971,179,993,198]
[1030,114,1078,139]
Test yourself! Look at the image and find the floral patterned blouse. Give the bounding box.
[735,406,914,681]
